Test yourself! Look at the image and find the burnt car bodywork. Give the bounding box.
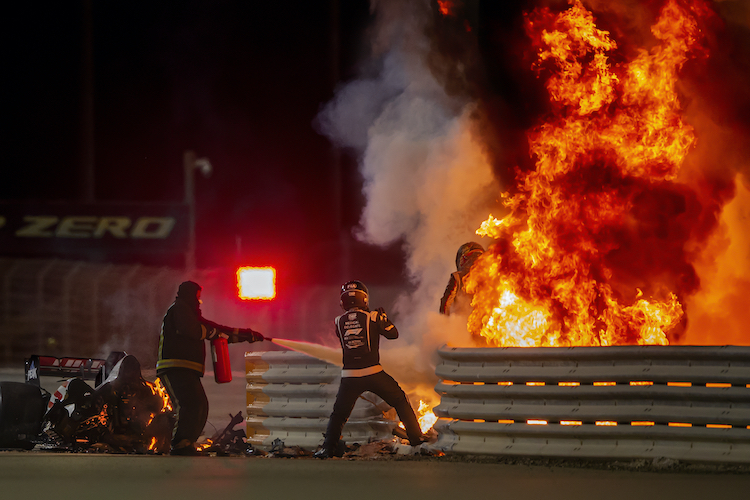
[0,352,175,453]
[41,354,175,453]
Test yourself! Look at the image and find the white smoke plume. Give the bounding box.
[316,0,501,398]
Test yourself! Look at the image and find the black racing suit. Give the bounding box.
[440,245,484,315]
[440,264,480,315]
[156,282,262,450]
[321,306,422,454]
[440,271,465,315]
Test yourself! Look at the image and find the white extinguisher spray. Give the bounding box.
[211,335,232,384]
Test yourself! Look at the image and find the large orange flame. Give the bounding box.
[465,0,711,347]
[398,399,438,434]
[416,400,438,433]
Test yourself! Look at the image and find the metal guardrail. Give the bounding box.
[433,345,750,463]
[245,351,397,450]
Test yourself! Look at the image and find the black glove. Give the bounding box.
[238,329,265,342]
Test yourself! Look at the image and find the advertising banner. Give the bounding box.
[0,202,189,263]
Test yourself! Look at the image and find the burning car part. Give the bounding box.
[40,354,175,454]
[0,352,127,450]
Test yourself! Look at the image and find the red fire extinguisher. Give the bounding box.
[211,336,232,384]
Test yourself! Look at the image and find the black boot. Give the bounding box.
[409,434,430,447]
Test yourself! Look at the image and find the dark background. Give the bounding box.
[2,0,408,285]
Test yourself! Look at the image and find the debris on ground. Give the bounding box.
[266,439,313,458]
[343,440,397,459]
[197,411,263,457]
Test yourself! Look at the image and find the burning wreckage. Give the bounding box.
[0,353,249,455]
[40,354,175,454]
[0,350,435,458]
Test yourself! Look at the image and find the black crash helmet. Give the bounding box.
[340,280,369,311]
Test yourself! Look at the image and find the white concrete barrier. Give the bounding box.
[245,351,396,450]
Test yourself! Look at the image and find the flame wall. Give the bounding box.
[316,0,750,396]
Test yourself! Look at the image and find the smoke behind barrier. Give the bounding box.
[316,0,502,399]
[380,310,476,403]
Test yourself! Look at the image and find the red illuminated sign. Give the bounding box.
[237,266,276,300]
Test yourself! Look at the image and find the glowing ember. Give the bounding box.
[197,439,214,451]
[464,0,713,347]
[237,266,276,300]
[437,0,455,17]
[79,404,109,431]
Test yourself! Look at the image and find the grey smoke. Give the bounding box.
[316,0,501,398]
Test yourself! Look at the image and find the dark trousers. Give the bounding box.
[158,368,208,448]
[323,371,422,451]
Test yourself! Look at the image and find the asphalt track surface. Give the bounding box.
[1,451,750,500]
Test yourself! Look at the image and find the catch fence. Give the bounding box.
[0,257,189,368]
[0,257,376,370]
[432,345,750,463]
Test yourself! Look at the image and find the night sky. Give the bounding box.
[2,0,405,284]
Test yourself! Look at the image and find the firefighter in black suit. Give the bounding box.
[157,281,264,455]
